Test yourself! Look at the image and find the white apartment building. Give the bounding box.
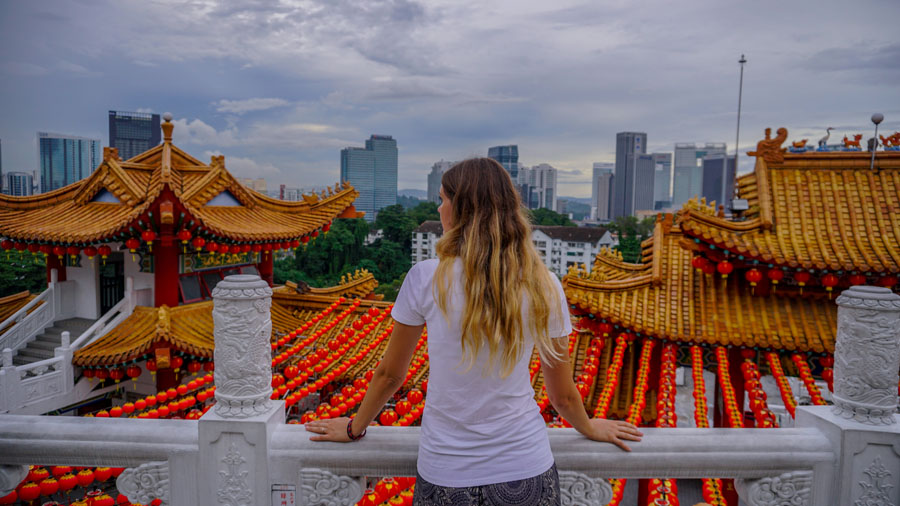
[411,221,615,277]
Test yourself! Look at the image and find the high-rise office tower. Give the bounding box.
[108,111,161,161]
[651,152,673,209]
[427,160,454,204]
[672,142,727,208]
[5,172,33,196]
[701,153,736,208]
[487,145,519,180]
[38,132,101,193]
[340,135,398,222]
[0,138,3,193]
[633,154,658,213]
[518,163,558,211]
[613,132,647,218]
[591,162,614,221]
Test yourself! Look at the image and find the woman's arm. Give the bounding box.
[541,337,643,451]
[306,321,424,442]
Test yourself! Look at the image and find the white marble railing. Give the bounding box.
[0,277,135,414]
[0,277,897,506]
[0,283,55,355]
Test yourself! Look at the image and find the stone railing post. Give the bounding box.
[0,348,21,413]
[793,285,900,506]
[198,274,284,506]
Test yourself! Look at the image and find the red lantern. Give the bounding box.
[147,358,158,375]
[877,275,898,288]
[177,384,189,395]
[716,260,733,278]
[177,229,192,244]
[822,273,839,292]
[94,368,109,381]
[0,239,12,251]
[290,239,301,249]
[396,400,412,416]
[379,409,398,426]
[187,360,203,375]
[794,271,811,290]
[13,242,26,252]
[849,273,867,286]
[77,468,95,487]
[204,361,215,372]
[745,268,762,287]
[691,256,708,270]
[141,230,156,252]
[84,245,98,259]
[125,237,141,253]
[66,245,81,260]
[301,235,310,244]
[407,388,424,405]
[17,483,40,502]
[53,245,66,260]
[109,367,125,383]
[98,244,112,263]
[206,242,219,254]
[126,364,142,382]
[171,356,184,372]
[192,237,206,251]
[284,365,299,379]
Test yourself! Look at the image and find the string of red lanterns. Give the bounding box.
[645,343,681,506]
[739,352,778,428]
[690,346,728,506]
[766,352,797,418]
[790,354,827,405]
[820,356,834,393]
[714,347,744,428]
[593,333,632,418]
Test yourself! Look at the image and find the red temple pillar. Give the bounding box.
[154,231,180,307]
[46,254,67,284]
[259,251,274,287]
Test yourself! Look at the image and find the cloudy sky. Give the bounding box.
[1,0,898,197]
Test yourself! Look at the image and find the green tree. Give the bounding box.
[0,254,46,298]
[607,215,656,263]
[408,201,439,225]
[375,204,417,251]
[529,208,576,227]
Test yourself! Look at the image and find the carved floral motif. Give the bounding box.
[300,468,365,506]
[557,471,613,506]
[218,443,252,506]
[855,457,893,506]
[735,470,812,506]
[116,461,169,506]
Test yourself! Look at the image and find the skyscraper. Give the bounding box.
[672,142,727,208]
[633,154,658,213]
[108,111,161,161]
[591,163,614,221]
[38,132,101,193]
[487,145,519,180]
[340,135,398,222]
[518,163,558,211]
[427,160,454,204]
[701,153,736,208]
[613,132,647,218]
[651,152,673,209]
[5,172,33,196]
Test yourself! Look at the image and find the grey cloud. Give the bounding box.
[805,43,900,73]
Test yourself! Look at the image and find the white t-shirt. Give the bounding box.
[391,258,573,487]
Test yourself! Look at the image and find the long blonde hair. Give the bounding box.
[434,158,565,377]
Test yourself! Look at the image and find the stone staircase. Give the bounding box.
[12,318,95,366]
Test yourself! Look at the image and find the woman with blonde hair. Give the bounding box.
[306,158,642,505]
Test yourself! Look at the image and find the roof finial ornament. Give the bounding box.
[162,112,174,143]
[747,127,788,164]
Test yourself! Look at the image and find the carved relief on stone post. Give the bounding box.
[211,275,274,418]
[557,471,613,506]
[117,461,170,506]
[833,286,900,426]
[300,468,365,506]
[734,470,813,506]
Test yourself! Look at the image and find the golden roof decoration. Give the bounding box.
[0,116,360,244]
[563,219,836,353]
[678,128,900,273]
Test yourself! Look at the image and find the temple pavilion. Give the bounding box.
[1,124,899,506]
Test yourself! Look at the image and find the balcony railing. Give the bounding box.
[0,277,897,506]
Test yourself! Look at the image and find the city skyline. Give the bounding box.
[1,1,897,198]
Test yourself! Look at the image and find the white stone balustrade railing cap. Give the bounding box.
[836,285,900,308]
[210,274,272,299]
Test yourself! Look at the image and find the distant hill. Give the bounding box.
[558,198,591,220]
[559,196,592,205]
[399,188,427,199]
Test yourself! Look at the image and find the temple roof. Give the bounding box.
[677,129,900,273]
[0,291,38,334]
[563,215,835,353]
[73,272,383,366]
[0,119,361,244]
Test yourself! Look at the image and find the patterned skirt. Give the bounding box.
[411,463,560,506]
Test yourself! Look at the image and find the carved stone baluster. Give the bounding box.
[557,470,613,505]
[833,285,900,425]
[735,471,813,506]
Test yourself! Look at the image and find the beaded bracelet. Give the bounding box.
[347,418,366,441]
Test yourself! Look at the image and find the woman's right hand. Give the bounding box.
[585,419,643,451]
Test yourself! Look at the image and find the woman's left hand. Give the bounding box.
[305,417,352,442]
